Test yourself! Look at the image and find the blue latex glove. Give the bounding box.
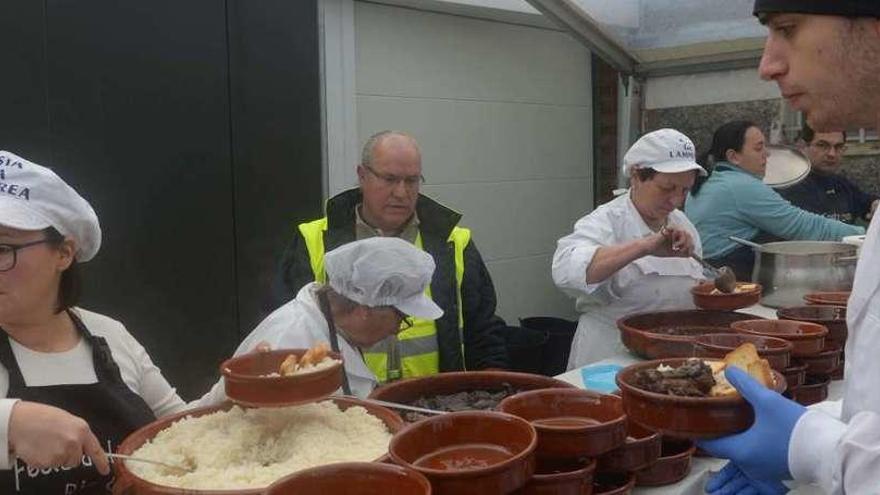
[697,366,807,481]
[706,462,789,495]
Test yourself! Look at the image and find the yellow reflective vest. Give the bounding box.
[298,217,470,382]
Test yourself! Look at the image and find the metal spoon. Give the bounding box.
[691,254,737,294]
[107,453,192,475]
[728,236,763,250]
[355,397,446,416]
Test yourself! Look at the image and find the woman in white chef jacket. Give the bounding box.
[552,129,708,369]
[199,236,443,401]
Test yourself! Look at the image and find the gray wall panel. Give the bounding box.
[351,1,592,323]
[355,2,590,105]
[356,96,591,184]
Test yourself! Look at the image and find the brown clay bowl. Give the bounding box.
[267,462,432,494]
[499,389,626,459]
[615,358,787,439]
[730,320,828,357]
[792,374,831,406]
[777,305,848,348]
[592,473,635,495]
[792,344,842,375]
[691,282,762,311]
[116,398,404,495]
[781,362,808,389]
[617,310,763,359]
[803,291,850,306]
[517,457,596,495]
[369,371,574,421]
[389,411,537,495]
[693,333,793,371]
[634,438,696,486]
[597,419,662,474]
[220,349,343,407]
[831,364,844,381]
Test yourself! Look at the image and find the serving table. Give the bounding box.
[554,304,842,495]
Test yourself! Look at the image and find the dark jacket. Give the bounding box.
[276,188,509,371]
[780,171,878,224]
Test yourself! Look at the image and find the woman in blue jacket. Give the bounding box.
[685,120,863,280]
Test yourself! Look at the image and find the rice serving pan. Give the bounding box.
[114,397,404,495]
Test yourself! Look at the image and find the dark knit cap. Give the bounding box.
[754,0,880,17]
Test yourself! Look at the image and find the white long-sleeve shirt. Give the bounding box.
[197,283,379,406]
[0,308,187,469]
[789,213,880,493]
[552,192,705,367]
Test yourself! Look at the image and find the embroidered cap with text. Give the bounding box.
[0,150,101,262]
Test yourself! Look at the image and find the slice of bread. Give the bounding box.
[708,342,774,397]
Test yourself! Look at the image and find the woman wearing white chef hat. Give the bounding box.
[0,151,190,493]
[552,129,708,368]
[199,236,443,401]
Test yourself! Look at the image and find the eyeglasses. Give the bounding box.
[0,239,53,272]
[393,308,415,330]
[363,164,425,189]
[811,141,847,154]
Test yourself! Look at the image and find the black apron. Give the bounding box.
[0,311,156,495]
[317,291,353,396]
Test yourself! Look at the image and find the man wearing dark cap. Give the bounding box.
[697,2,880,494]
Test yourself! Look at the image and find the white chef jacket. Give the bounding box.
[788,214,880,494]
[552,192,705,369]
[198,283,379,405]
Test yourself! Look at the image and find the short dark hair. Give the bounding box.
[44,227,81,313]
[633,168,658,182]
[799,123,846,144]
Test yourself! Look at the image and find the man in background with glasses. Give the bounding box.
[275,130,509,384]
[781,123,879,224]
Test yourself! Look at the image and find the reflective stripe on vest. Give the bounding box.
[298,218,470,381]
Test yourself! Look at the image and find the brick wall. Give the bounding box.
[593,56,619,206]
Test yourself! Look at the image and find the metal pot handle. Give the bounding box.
[729,236,763,250]
[833,255,859,265]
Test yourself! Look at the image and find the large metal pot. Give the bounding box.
[731,238,858,308]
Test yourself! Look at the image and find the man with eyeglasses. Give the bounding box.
[275,130,509,384]
[780,123,879,224]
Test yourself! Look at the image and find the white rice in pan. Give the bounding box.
[128,401,392,490]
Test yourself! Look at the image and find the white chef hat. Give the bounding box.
[0,151,102,262]
[324,237,443,320]
[622,129,707,178]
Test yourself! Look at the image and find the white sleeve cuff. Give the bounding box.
[552,244,601,295]
[0,398,19,470]
[789,409,847,486]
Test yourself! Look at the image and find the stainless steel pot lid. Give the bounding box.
[763,145,812,189]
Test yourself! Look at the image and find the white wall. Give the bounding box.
[346,1,593,321]
[645,67,780,109]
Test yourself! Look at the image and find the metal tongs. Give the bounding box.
[691,254,737,294]
[663,225,737,293]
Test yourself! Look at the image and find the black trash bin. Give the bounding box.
[519,316,577,376]
[502,325,548,375]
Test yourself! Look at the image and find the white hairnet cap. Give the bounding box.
[324,237,443,320]
[0,150,101,262]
